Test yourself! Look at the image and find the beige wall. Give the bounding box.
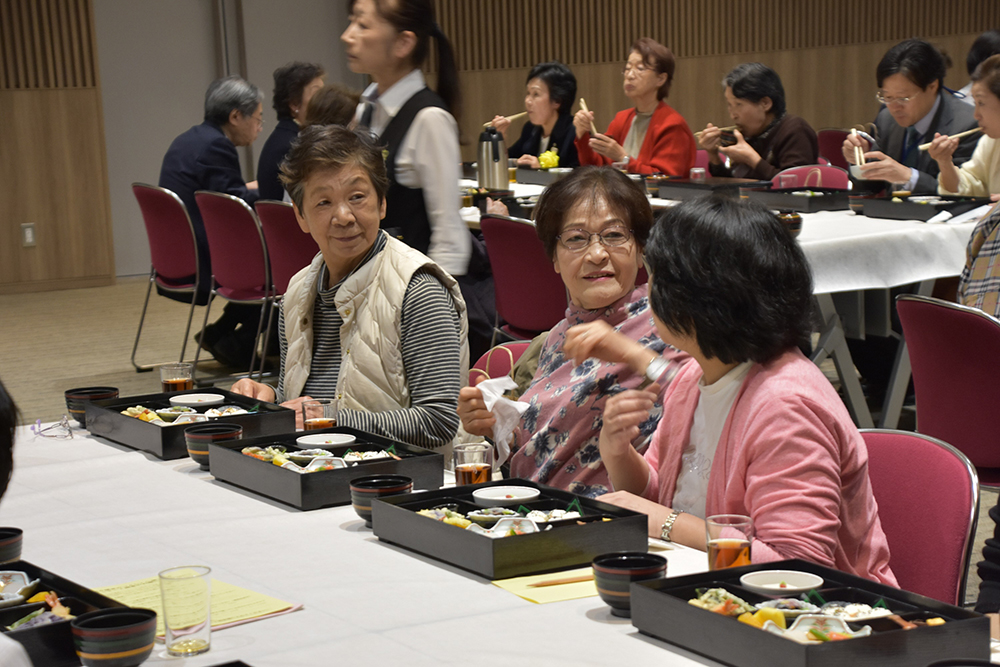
[94,0,364,277]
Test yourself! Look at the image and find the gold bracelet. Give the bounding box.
[660,509,683,542]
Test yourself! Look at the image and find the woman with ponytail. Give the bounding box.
[342,0,496,360]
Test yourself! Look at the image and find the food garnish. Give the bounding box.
[688,588,755,617]
[925,617,946,626]
[7,593,73,631]
[417,508,472,528]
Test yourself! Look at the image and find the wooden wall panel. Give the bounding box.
[442,0,998,160]
[0,0,113,292]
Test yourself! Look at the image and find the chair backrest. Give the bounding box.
[132,183,199,283]
[255,200,319,294]
[772,164,850,190]
[470,341,531,386]
[694,149,710,170]
[897,294,1000,469]
[861,428,978,605]
[194,191,270,298]
[817,129,850,170]
[480,215,568,333]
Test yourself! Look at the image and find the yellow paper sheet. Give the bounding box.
[95,577,301,637]
[492,567,598,604]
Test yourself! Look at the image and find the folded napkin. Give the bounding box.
[475,376,528,466]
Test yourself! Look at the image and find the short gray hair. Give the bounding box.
[203,76,262,126]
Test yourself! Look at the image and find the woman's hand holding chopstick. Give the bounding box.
[573,108,597,138]
[928,132,963,193]
[489,114,512,137]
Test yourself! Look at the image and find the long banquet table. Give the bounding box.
[0,426,715,666]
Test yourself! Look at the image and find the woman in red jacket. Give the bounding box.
[573,37,696,176]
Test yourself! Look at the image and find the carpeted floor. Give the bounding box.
[0,277,993,607]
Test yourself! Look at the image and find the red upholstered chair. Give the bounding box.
[896,294,1000,485]
[694,149,710,170]
[254,200,319,294]
[469,341,531,386]
[772,165,850,190]
[194,191,274,380]
[479,214,568,346]
[861,429,978,605]
[817,129,851,170]
[130,183,204,372]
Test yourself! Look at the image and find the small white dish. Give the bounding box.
[739,570,824,596]
[295,433,356,447]
[169,393,225,407]
[472,485,541,507]
[0,571,40,609]
[172,413,208,425]
[763,614,871,644]
[849,164,872,181]
[155,406,196,422]
[205,406,249,418]
[465,517,541,539]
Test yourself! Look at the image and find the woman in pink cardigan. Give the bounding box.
[566,196,896,585]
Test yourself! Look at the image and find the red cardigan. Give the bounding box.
[575,100,696,176]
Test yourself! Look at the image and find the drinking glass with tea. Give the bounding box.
[453,443,493,486]
[302,399,338,431]
[160,363,194,393]
[705,514,753,571]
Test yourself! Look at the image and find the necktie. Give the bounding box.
[901,127,920,167]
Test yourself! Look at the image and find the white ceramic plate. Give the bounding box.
[169,393,225,407]
[295,433,356,446]
[472,485,541,507]
[739,570,824,596]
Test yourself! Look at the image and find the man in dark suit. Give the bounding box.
[843,39,978,194]
[159,75,264,367]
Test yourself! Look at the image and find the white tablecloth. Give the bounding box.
[0,427,712,666]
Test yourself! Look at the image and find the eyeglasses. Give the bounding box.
[875,92,913,106]
[249,114,264,126]
[557,226,632,251]
[622,64,650,76]
[31,415,74,440]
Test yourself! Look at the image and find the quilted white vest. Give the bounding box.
[281,234,469,410]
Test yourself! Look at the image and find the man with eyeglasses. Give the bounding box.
[158,76,266,368]
[842,39,977,194]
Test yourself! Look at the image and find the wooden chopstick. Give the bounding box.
[917,127,982,151]
[851,128,865,166]
[579,98,599,135]
[527,574,594,588]
[693,125,736,138]
[483,111,527,128]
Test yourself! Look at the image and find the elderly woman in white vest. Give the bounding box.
[231,125,468,448]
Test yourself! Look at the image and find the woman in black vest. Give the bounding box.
[342,0,495,360]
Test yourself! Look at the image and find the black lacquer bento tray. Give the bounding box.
[0,560,125,667]
[208,427,443,510]
[371,479,648,579]
[630,558,988,667]
[746,188,850,212]
[861,195,991,222]
[651,177,769,201]
[515,167,573,186]
[85,389,295,460]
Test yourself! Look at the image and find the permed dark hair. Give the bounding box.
[272,62,325,118]
[722,62,787,118]
[972,54,1000,100]
[876,39,946,90]
[526,61,577,115]
[304,84,361,128]
[967,30,1000,76]
[631,37,675,100]
[280,125,389,212]
[534,166,652,259]
[646,196,814,365]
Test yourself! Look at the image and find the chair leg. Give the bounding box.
[130,269,157,373]
[192,291,215,386]
[177,288,199,364]
[256,297,276,382]
[246,300,268,382]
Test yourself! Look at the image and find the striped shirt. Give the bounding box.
[276,233,462,447]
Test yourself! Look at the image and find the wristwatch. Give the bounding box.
[660,509,683,542]
[645,356,670,382]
